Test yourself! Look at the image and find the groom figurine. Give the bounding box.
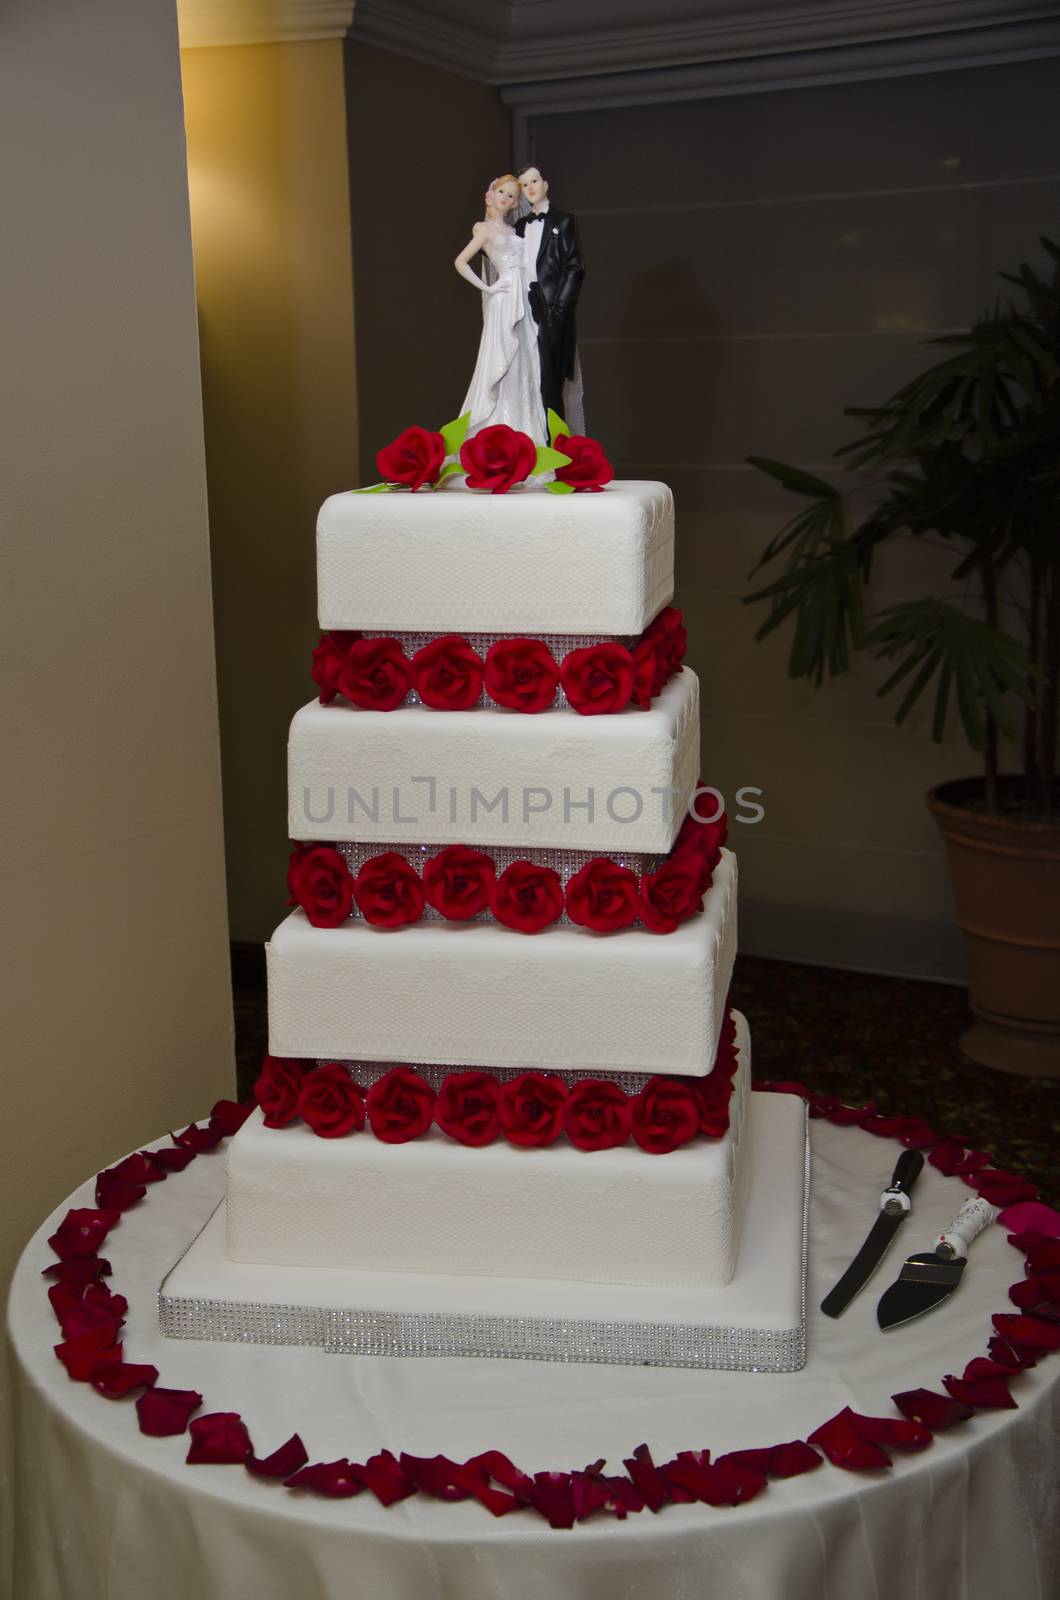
[515,165,585,424]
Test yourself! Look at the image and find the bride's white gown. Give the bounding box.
[460,228,546,444]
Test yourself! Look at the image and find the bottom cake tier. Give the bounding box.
[224,1014,751,1292]
[159,1068,809,1371]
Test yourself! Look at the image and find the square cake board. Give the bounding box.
[159,1091,808,1372]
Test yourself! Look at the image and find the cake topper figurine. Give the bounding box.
[454,175,547,443]
[515,165,585,434]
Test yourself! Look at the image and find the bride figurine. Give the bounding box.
[454,175,546,444]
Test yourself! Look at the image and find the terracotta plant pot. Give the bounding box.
[928,777,1060,1078]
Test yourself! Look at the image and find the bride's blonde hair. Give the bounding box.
[484,174,519,222]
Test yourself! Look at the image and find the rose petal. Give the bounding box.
[91,1362,159,1398]
[94,1174,147,1212]
[929,1138,970,1176]
[807,1409,892,1470]
[48,1207,121,1260]
[136,1386,204,1436]
[891,1388,974,1430]
[144,1146,196,1173]
[42,1256,111,1285]
[464,1450,533,1502]
[285,1458,365,1497]
[187,1412,253,1465]
[529,1472,577,1529]
[173,1122,224,1154]
[942,1372,1017,1409]
[246,1434,309,1480]
[721,1441,822,1478]
[397,1453,471,1502]
[991,1311,1060,1351]
[1009,1273,1060,1317]
[999,1202,1060,1240]
[54,1332,123,1381]
[622,1442,668,1513]
[209,1099,256,1137]
[348,1450,416,1506]
[987,1334,1039,1371]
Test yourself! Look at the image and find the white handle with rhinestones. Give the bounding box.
[936,1197,1000,1260]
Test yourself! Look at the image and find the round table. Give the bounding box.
[7,1106,1060,1600]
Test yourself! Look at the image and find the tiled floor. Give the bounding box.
[234,953,1059,1205]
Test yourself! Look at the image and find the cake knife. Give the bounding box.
[877,1196,1000,1330]
[820,1150,924,1318]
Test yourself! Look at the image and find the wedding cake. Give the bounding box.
[160,424,808,1370]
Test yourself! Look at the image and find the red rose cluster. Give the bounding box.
[374,422,614,495]
[286,819,726,934]
[253,1018,739,1153]
[310,608,686,716]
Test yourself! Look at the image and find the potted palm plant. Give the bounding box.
[745,238,1060,1077]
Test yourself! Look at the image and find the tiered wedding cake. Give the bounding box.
[161,448,808,1370]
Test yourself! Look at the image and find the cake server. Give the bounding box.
[820,1149,924,1318]
[876,1196,1001,1330]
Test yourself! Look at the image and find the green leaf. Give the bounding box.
[533,445,572,475]
[546,479,576,494]
[355,482,391,493]
[439,461,464,479]
[547,408,572,444]
[746,457,839,500]
[439,412,472,456]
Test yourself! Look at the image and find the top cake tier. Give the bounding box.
[317,482,674,634]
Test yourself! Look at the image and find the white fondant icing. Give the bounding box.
[226,1016,751,1289]
[266,850,738,1074]
[288,669,700,853]
[316,481,674,634]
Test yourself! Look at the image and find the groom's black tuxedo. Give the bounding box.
[515,206,585,423]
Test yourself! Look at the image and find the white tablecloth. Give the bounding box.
[6,1110,1060,1600]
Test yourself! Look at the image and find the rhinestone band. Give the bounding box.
[334,840,666,927]
[317,1059,690,1093]
[158,1297,805,1371]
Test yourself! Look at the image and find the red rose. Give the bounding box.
[254,1056,308,1128]
[560,643,635,715]
[677,800,728,873]
[554,434,614,492]
[630,1077,700,1154]
[338,637,412,711]
[498,1072,567,1148]
[287,844,354,927]
[311,631,360,704]
[376,425,447,491]
[423,844,495,920]
[644,606,687,686]
[691,1071,733,1137]
[492,860,564,933]
[484,638,560,713]
[297,1063,366,1138]
[365,1066,435,1143]
[411,635,484,711]
[639,845,705,933]
[434,1070,501,1146]
[565,858,640,932]
[631,639,657,708]
[564,1079,632,1150]
[354,851,425,927]
[459,424,536,493]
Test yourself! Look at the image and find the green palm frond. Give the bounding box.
[866,600,1033,747]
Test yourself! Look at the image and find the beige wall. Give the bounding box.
[345,43,512,471]
[0,0,234,1574]
[181,40,359,944]
[525,58,1060,980]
